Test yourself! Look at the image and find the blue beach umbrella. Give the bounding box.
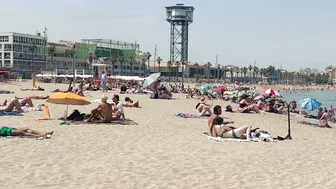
[199,85,212,92]
[142,72,161,88]
[299,98,322,111]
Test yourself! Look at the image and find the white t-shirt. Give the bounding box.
[101,73,107,82]
[117,102,124,114]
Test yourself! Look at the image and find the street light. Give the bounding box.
[72,44,76,88]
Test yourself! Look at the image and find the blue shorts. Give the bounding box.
[101,81,107,87]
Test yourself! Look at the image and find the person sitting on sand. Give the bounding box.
[0,126,53,138]
[209,116,252,139]
[0,98,24,112]
[290,99,297,112]
[196,97,212,116]
[76,81,84,96]
[123,97,139,108]
[208,105,234,131]
[319,109,331,127]
[238,94,259,113]
[112,94,125,119]
[0,90,14,94]
[85,95,113,123]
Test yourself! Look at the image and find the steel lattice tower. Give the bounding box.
[165,4,194,63]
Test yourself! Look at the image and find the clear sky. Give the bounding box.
[2,0,335,70]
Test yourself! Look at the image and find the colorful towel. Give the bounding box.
[0,111,22,116]
[71,119,138,125]
[175,113,210,119]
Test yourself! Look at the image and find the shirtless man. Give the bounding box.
[208,105,234,136]
[319,109,331,127]
[85,95,113,122]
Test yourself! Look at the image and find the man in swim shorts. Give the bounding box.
[0,126,53,137]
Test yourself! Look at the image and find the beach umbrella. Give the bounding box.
[299,98,322,111]
[259,88,282,97]
[47,93,91,118]
[213,87,226,92]
[199,85,212,92]
[142,73,161,88]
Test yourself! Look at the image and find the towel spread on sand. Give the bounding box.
[297,121,332,128]
[71,119,138,125]
[92,99,113,104]
[175,113,210,119]
[0,111,22,116]
[205,131,277,142]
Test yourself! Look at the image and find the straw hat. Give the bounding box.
[101,95,108,103]
[200,97,207,104]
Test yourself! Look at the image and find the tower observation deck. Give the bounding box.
[165,4,194,63]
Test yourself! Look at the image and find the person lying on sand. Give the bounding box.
[123,97,140,108]
[237,94,259,113]
[196,97,212,116]
[2,97,34,107]
[0,98,24,112]
[0,90,14,94]
[85,95,114,123]
[210,116,252,139]
[21,86,45,91]
[15,95,49,100]
[52,80,73,93]
[112,94,125,119]
[0,126,53,137]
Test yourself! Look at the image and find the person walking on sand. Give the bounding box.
[31,72,37,88]
[101,71,108,92]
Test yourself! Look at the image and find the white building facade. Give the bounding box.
[0,32,46,71]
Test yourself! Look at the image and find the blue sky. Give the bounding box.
[2,0,336,70]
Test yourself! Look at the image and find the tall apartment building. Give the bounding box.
[0,32,47,71]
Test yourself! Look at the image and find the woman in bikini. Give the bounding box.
[196,97,212,116]
[210,116,252,139]
[0,98,24,112]
[123,97,140,108]
[238,94,259,113]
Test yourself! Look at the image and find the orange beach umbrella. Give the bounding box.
[47,93,91,118]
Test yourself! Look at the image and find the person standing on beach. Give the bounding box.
[101,71,108,92]
[31,72,37,88]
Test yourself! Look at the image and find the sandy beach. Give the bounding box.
[1,81,336,189]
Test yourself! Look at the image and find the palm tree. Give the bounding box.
[206,62,211,82]
[253,66,259,83]
[217,64,221,80]
[167,61,173,82]
[175,61,180,81]
[48,44,56,68]
[157,56,162,73]
[119,57,124,76]
[242,66,248,81]
[146,52,151,75]
[129,56,134,76]
[229,67,234,82]
[29,40,37,71]
[248,65,253,81]
[235,67,239,81]
[141,59,147,76]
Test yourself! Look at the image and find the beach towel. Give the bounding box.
[70,119,138,126]
[204,132,277,142]
[297,121,332,128]
[175,113,210,119]
[0,111,22,116]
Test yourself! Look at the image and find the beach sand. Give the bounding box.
[1,81,335,189]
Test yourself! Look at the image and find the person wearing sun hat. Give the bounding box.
[195,97,213,116]
[85,94,113,122]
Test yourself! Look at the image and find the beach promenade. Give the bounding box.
[1,82,335,189]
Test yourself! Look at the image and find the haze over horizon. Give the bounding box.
[2,0,335,71]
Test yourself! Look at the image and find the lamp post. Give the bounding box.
[285,101,293,140]
[72,44,76,88]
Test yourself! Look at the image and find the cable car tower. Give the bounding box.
[165,4,195,63]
